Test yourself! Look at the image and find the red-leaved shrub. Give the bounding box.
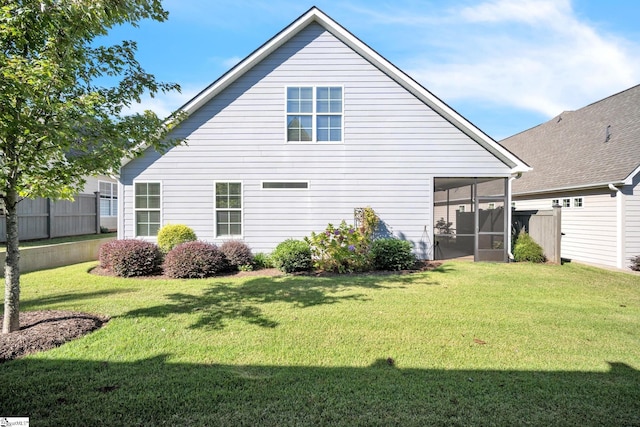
[99,239,162,277]
[220,240,253,271]
[163,241,227,279]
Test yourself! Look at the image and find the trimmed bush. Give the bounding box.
[157,224,197,253]
[271,239,312,273]
[513,231,546,263]
[99,239,162,277]
[253,253,273,269]
[163,241,227,279]
[370,238,416,271]
[220,240,253,271]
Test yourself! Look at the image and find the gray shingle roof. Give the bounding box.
[500,84,640,195]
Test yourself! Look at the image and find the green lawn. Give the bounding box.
[1,261,639,426]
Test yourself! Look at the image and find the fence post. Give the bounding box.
[552,203,562,264]
[94,191,101,235]
[47,198,53,239]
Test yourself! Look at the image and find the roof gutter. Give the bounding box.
[513,180,626,197]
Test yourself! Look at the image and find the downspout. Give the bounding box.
[507,173,522,261]
[609,183,624,269]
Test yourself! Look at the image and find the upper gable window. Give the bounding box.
[286,86,343,143]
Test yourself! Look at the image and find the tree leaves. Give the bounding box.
[0,0,185,201]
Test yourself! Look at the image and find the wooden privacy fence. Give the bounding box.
[512,205,562,264]
[0,193,100,242]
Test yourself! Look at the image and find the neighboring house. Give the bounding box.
[501,84,640,269]
[118,7,528,262]
[85,175,119,232]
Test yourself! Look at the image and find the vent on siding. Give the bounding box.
[262,182,309,190]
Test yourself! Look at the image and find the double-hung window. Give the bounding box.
[99,181,118,217]
[215,182,242,237]
[135,182,161,236]
[287,86,342,142]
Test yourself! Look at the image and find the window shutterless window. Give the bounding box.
[135,182,161,236]
[215,182,242,237]
[99,181,118,217]
[562,198,571,208]
[574,197,583,207]
[286,86,342,143]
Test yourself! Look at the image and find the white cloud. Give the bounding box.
[387,0,640,117]
[222,56,242,69]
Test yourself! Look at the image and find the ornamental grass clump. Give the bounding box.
[271,239,312,273]
[157,224,197,253]
[99,239,162,277]
[220,240,253,271]
[513,231,546,263]
[370,238,416,271]
[163,241,227,279]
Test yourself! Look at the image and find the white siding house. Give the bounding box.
[118,7,528,261]
[83,175,118,231]
[502,85,640,269]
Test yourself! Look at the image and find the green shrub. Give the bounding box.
[629,255,640,271]
[253,252,273,269]
[99,239,162,277]
[271,239,312,273]
[163,241,227,279]
[157,224,197,253]
[305,221,371,273]
[220,240,253,271]
[370,238,416,271]
[513,231,546,263]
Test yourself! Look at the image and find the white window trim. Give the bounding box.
[562,198,571,208]
[133,181,162,238]
[99,180,118,217]
[214,181,244,239]
[573,197,584,208]
[261,181,310,190]
[285,85,344,144]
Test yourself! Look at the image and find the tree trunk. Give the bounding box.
[3,189,20,333]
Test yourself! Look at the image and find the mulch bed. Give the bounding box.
[0,310,109,363]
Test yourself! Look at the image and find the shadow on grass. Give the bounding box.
[1,355,638,426]
[21,288,138,311]
[123,273,441,330]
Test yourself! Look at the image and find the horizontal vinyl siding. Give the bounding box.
[121,23,512,256]
[514,191,617,267]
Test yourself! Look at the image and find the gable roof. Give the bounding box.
[501,84,640,195]
[124,6,528,173]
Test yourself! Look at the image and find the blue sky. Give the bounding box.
[100,0,640,140]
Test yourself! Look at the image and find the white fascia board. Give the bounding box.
[623,163,640,185]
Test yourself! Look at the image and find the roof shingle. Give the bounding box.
[500,84,640,195]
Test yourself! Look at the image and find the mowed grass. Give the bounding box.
[1,261,639,426]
